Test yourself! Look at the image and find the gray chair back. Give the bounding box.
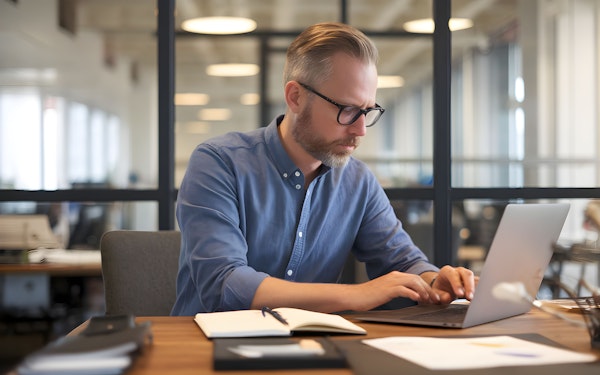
[100,230,181,316]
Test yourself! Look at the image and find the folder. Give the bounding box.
[212,337,347,370]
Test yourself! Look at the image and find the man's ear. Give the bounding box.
[284,81,302,113]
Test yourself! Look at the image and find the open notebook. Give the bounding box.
[353,203,570,328]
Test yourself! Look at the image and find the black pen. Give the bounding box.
[261,306,289,326]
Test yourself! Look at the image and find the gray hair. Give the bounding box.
[283,22,379,87]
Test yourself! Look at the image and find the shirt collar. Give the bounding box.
[265,115,331,188]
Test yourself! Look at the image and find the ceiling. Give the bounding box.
[1,0,518,143]
[74,0,517,131]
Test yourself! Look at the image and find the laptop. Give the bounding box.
[353,203,570,328]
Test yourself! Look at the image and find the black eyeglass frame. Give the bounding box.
[298,82,385,127]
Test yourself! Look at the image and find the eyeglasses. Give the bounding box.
[298,82,385,127]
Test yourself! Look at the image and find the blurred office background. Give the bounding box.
[1,0,600,366]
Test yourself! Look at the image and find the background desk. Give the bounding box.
[118,309,598,375]
[550,242,600,297]
[0,262,104,368]
[0,263,102,277]
[0,262,103,314]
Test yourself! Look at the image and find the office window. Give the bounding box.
[89,109,106,183]
[0,93,125,190]
[66,101,89,185]
[0,91,42,190]
[1,0,152,191]
[106,115,123,187]
[451,0,599,188]
[42,97,65,190]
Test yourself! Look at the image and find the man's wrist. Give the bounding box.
[429,276,438,287]
[420,271,438,287]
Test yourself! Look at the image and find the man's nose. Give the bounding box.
[348,114,367,137]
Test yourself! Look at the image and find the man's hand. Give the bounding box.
[251,266,477,313]
[348,271,442,311]
[427,265,478,304]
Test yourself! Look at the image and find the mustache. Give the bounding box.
[335,137,360,148]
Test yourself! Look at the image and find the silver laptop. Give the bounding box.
[353,203,570,328]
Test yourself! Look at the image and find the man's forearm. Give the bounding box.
[250,271,442,313]
[250,276,357,313]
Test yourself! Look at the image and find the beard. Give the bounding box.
[292,106,360,168]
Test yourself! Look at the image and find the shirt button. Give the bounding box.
[283,173,288,178]
[294,171,301,177]
[298,232,303,238]
[287,269,293,276]
[295,184,301,190]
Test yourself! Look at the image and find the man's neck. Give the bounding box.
[277,116,322,186]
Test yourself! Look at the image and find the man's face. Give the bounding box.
[292,104,359,168]
[292,53,378,168]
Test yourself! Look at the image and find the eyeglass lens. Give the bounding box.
[298,82,384,127]
[338,106,383,127]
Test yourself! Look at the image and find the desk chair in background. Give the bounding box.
[100,230,181,316]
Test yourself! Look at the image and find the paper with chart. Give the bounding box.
[362,335,596,370]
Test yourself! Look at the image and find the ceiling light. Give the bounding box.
[181,16,257,35]
[175,93,210,106]
[403,18,473,33]
[377,75,405,88]
[198,108,231,121]
[206,63,260,77]
[240,93,260,105]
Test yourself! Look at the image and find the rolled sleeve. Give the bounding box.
[222,267,269,310]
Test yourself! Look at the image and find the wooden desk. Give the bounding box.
[0,262,102,277]
[118,309,598,375]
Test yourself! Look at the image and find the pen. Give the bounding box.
[261,306,289,326]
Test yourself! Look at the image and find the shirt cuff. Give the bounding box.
[406,260,440,276]
[222,266,269,311]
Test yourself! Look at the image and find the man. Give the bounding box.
[171,22,475,315]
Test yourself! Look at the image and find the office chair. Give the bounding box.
[100,230,181,316]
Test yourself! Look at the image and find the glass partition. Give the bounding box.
[0,201,158,250]
[0,0,159,191]
[450,1,600,188]
[1,0,599,245]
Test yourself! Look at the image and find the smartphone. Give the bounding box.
[82,314,136,335]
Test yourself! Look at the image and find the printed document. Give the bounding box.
[363,335,596,370]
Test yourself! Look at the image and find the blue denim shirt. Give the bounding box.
[171,116,438,315]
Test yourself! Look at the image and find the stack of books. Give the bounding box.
[17,315,152,375]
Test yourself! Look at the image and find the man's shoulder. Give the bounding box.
[202,127,267,153]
